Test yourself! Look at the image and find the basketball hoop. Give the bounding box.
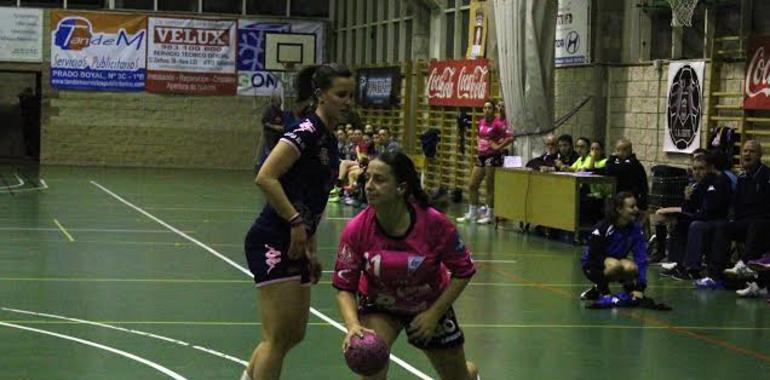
[667,0,699,28]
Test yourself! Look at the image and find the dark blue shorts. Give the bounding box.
[358,299,465,350]
[475,152,504,167]
[244,223,311,287]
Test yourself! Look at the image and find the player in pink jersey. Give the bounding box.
[457,100,513,225]
[334,151,480,380]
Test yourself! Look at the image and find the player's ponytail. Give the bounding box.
[376,151,431,208]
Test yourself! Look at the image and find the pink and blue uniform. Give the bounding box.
[333,204,476,349]
[476,117,511,167]
[244,113,339,287]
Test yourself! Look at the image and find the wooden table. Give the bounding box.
[494,168,616,232]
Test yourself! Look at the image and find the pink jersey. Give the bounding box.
[477,117,512,155]
[333,205,476,315]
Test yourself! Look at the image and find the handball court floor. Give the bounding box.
[1,164,768,380]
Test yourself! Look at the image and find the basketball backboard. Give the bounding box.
[264,32,317,71]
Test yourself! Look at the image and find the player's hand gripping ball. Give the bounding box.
[344,331,390,376]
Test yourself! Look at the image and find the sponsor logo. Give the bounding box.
[154,27,229,46]
[456,65,488,100]
[264,244,282,274]
[427,66,456,99]
[407,256,425,275]
[53,16,145,52]
[745,46,770,101]
[566,31,579,54]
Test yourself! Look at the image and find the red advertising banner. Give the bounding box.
[427,59,490,107]
[744,36,770,110]
[146,17,237,95]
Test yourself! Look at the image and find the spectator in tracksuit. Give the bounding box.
[658,154,731,280]
[697,140,770,294]
[580,192,647,302]
[605,139,649,211]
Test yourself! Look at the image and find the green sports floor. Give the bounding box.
[1,164,768,379]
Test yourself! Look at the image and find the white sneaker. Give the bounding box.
[661,262,678,271]
[724,260,758,278]
[477,216,493,224]
[736,282,769,298]
[456,211,477,223]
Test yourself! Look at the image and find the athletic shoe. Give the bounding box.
[328,194,341,203]
[456,211,478,223]
[747,254,770,272]
[329,187,341,197]
[594,294,616,307]
[694,277,725,290]
[477,215,493,224]
[735,281,769,298]
[660,262,678,271]
[724,260,757,278]
[579,286,608,301]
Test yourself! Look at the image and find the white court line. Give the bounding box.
[0,321,187,380]
[474,259,518,264]
[53,219,75,242]
[1,307,247,366]
[91,180,434,380]
[0,179,48,194]
[0,227,191,234]
[0,174,25,190]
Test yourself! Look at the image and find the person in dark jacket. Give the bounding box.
[699,140,770,293]
[605,139,649,210]
[580,192,648,301]
[554,134,579,170]
[526,134,560,171]
[657,154,731,280]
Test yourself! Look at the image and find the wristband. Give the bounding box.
[288,213,304,227]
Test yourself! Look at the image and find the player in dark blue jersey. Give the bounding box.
[242,64,355,380]
[580,192,648,303]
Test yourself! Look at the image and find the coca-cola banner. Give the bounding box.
[665,61,704,154]
[427,59,490,107]
[744,36,770,110]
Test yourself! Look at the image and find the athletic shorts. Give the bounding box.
[475,152,504,167]
[244,224,311,287]
[358,299,465,350]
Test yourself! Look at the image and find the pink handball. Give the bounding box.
[344,331,390,376]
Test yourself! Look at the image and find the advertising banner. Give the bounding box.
[146,17,237,95]
[744,36,770,110]
[427,59,490,108]
[555,0,590,67]
[0,7,43,62]
[50,11,146,91]
[356,67,401,107]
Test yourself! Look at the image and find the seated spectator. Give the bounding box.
[605,138,649,211]
[579,192,647,302]
[525,134,559,170]
[554,134,579,170]
[329,127,365,202]
[583,141,608,172]
[375,128,401,155]
[336,128,351,161]
[657,154,731,280]
[563,137,599,172]
[699,140,770,294]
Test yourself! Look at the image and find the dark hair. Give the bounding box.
[605,191,636,224]
[295,64,353,104]
[576,137,591,147]
[558,134,573,145]
[706,149,729,171]
[375,151,431,208]
[692,148,708,158]
[592,140,604,150]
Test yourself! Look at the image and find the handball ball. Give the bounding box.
[344,331,390,376]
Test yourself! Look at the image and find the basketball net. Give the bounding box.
[667,0,699,28]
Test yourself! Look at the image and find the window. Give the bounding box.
[0,0,16,5]
[381,24,388,62]
[394,21,400,61]
[204,0,241,14]
[247,0,286,16]
[158,0,198,12]
[115,0,153,9]
[67,0,107,8]
[405,19,412,61]
[445,12,455,58]
[460,9,469,58]
[370,27,376,63]
[445,0,454,8]
[20,0,63,7]
[383,0,389,20]
[394,0,400,18]
[291,0,329,18]
[370,0,378,23]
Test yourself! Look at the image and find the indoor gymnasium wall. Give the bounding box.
[33,9,266,169]
[553,65,606,146]
[606,61,744,172]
